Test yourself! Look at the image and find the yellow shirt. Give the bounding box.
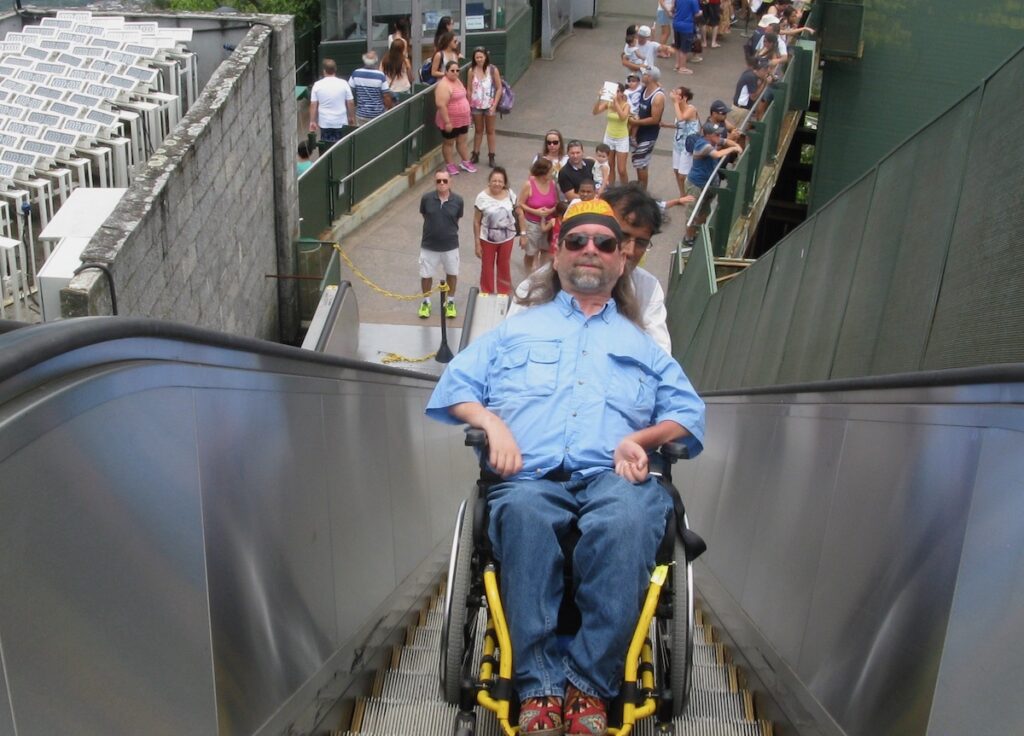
[606,105,629,139]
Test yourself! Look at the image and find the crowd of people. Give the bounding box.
[307,3,809,330]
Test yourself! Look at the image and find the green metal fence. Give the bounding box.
[668,43,1024,391]
[297,76,452,239]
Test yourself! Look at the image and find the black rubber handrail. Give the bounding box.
[0,316,437,386]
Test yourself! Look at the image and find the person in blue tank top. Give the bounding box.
[681,121,742,245]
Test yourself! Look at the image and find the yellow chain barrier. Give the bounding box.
[332,243,449,301]
[328,243,451,365]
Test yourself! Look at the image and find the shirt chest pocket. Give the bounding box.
[606,353,659,425]
[495,342,561,397]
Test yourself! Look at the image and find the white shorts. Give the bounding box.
[672,148,694,175]
[603,133,630,154]
[419,248,460,278]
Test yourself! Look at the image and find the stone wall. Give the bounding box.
[63,15,301,342]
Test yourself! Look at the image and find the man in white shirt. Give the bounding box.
[309,59,356,144]
[508,183,672,354]
[633,25,673,70]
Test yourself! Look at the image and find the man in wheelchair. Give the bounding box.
[426,199,705,736]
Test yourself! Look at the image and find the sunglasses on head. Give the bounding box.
[562,232,619,253]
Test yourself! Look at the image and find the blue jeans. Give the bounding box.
[486,470,673,700]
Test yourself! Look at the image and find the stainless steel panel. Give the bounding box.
[385,390,439,584]
[706,408,781,597]
[0,386,216,736]
[797,420,980,735]
[194,388,337,736]
[927,427,1024,734]
[739,415,847,664]
[322,388,398,644]
[680,404,737,537]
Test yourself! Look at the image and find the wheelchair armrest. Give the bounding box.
[465,428,488,448]
[659,441,689,463]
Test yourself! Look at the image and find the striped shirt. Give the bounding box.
[349,67,390,119]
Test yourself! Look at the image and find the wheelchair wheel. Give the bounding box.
[440,493,478,705]
[667,524,695,717]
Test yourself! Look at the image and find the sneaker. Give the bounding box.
[418,301,431,319]
[444,299,457,319]
[682,236,697,247]
[459,160,478,173]
[519,696,564,735]
[691,55,704,63]
[446,163,459,176]
[488,153,496,168]
[564,685,607,736]
[470,151,480,164]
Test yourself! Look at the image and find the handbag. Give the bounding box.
[692,32,704,54]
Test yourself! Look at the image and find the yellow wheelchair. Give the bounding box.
[439,429,706,735]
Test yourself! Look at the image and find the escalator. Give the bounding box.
[1,318,1021,735]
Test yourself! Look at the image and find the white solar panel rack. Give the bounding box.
[62,118,112,188]
[0,234,27,320]
[84,107,131,186]
[22,138,73,210]
[1,147,54,231]
[42,128,92,189]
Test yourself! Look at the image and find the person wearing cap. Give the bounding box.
[729,56,772,127]
[629,66,666,190]
[681,121,742,245]
[633,24,674,71]
[426,197,705,736]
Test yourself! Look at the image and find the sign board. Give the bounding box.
[465,15,486,30]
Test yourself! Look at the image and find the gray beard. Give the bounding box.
[567,265,611,292]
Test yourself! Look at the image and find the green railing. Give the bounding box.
[294,22,321,87]
[690,39,817,258]
[668,42,1024,391]
[297,75,455,239]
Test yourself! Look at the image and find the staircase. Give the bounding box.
[340,584,773,736]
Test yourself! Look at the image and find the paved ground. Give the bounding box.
[336,14,750,331]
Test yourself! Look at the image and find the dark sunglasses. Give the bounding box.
[435,178,449,183]
[545,139,560,145]
[563,232,619,253]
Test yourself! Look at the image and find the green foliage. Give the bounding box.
[167,0,320,29]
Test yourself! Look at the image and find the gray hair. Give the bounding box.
[515,267,642,327]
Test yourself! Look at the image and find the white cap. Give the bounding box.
[637,25,652,37]
[758,14,780,27]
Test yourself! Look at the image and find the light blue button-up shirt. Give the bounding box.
[426,290,705,480]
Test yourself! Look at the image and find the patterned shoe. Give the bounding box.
[444,299,457,319]
[564,685,607,736]
[519,696,564,735]
[418,300,431,319]
[459,160,478,173]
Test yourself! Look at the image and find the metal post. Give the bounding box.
[436,281,454,363]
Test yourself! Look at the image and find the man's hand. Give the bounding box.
[614,439,649,483]
[483,414,523,478]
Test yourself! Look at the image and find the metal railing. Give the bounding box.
[297,65,470,239]
[679,38,818,266]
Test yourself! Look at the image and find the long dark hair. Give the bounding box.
[471,46,491,72]
[381,39,407,80]
[434,17,454,49]
[516,264,642,327]
[436,31,457,55]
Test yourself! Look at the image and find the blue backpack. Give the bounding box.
[420,57,436,84]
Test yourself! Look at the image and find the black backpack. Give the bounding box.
[743,29,764,61]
